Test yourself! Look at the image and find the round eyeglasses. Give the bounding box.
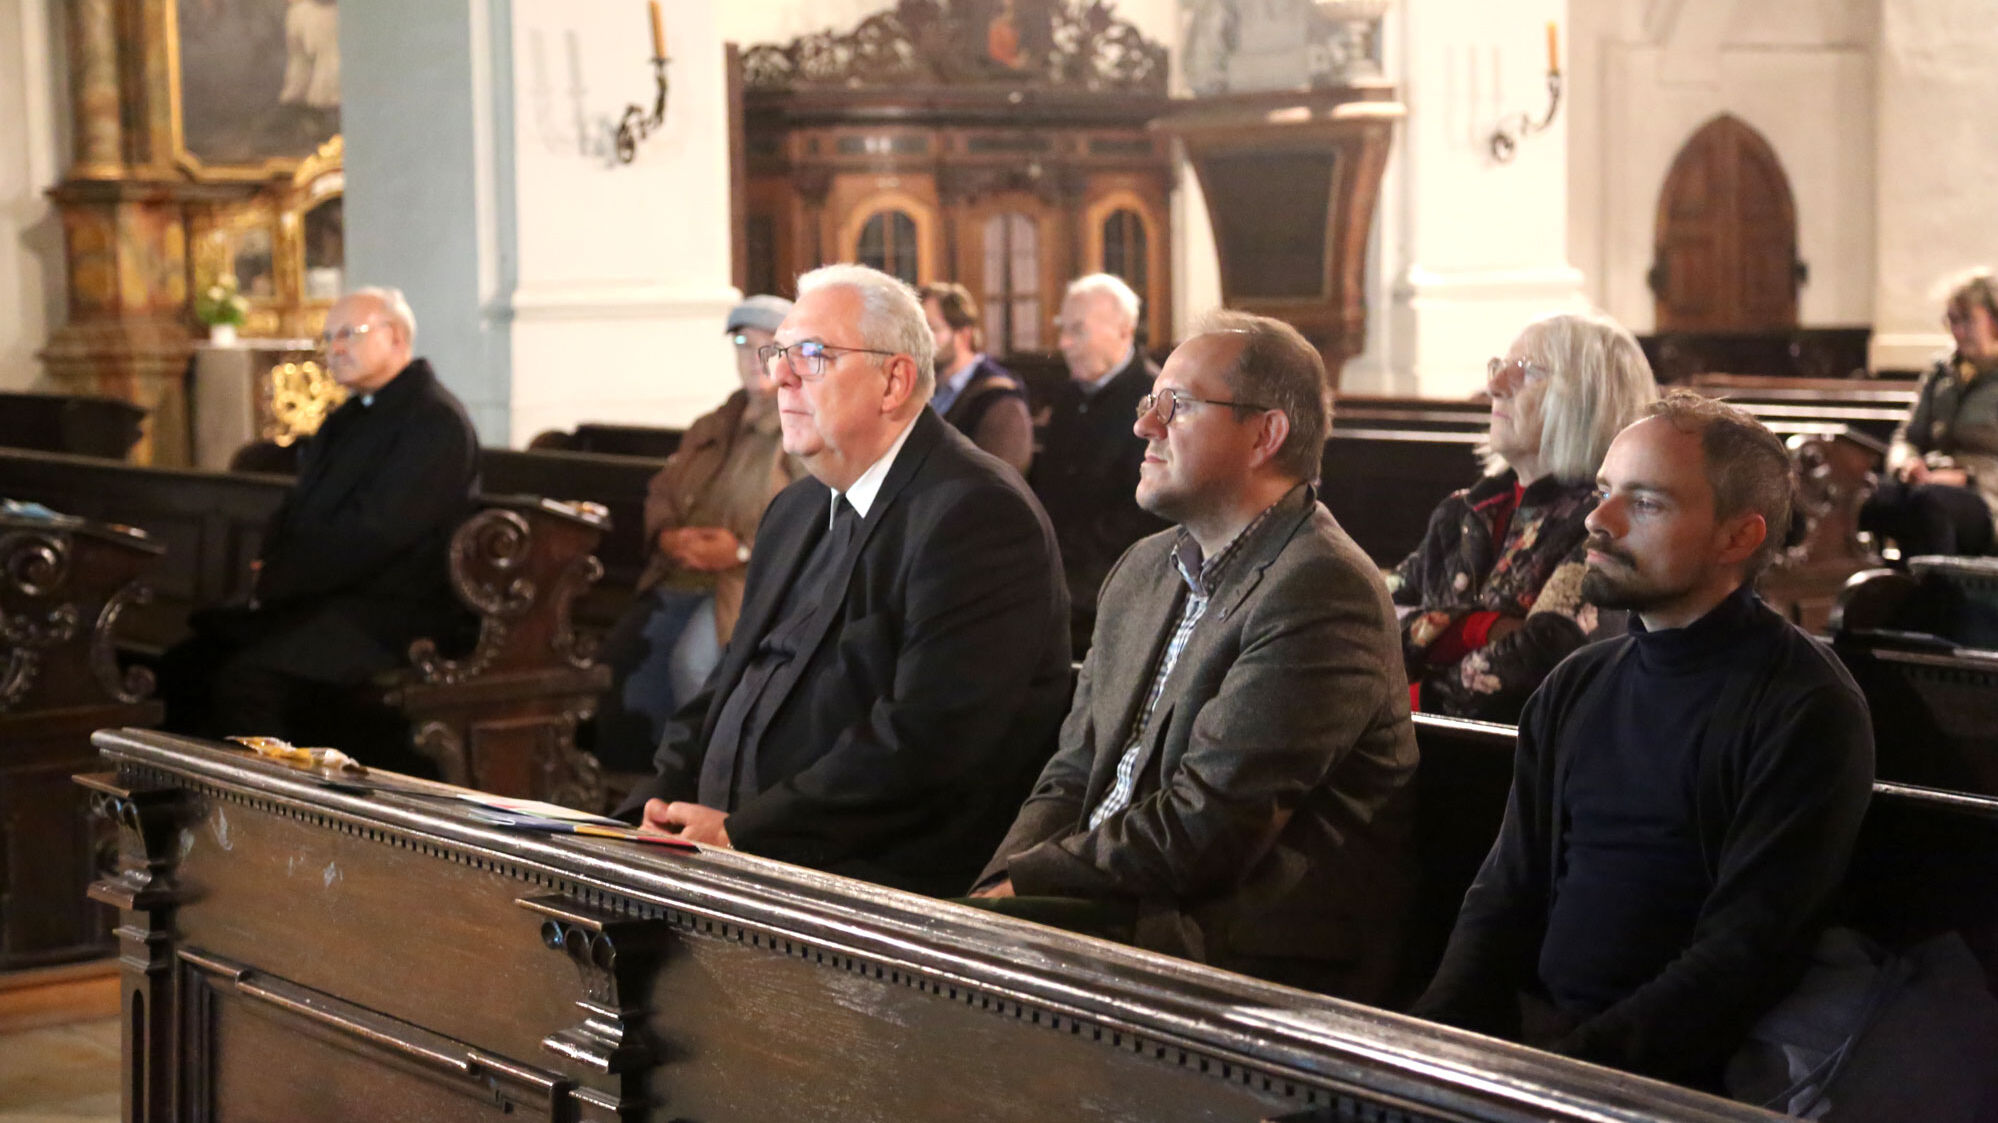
[1487,356,1551,385]
[1136,389,1275,425]
[756,340,898,380]
[320,321,378,348]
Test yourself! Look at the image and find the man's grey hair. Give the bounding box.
[796,264,935,398]
[1647,389,1800,580]
[1193,309,1329,484]
[1489,309,1657,484]
[347,286,418,347]
[1064,272,1141,331]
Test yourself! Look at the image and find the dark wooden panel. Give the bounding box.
[85,730,1780,1123]
[1319,430,1485,567]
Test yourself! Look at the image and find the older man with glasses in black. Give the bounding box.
[615,263,1072,899]
[158,286,479,761]
[969,311,1418,1003]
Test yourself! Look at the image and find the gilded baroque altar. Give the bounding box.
[46,0,346,466]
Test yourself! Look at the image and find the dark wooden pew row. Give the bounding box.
[0,510,163,970]
[527,423,685,460]
[0,448,614,808]
[0,390,148,460]
[80,726,1783,1123]
[1638,327,1873,383]
[1833,566,1998,798]
[1405,714,1998,1010]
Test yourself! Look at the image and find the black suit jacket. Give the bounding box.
[225,358,479,683]
[1028,351,1168,650]
[617,410,1072,896]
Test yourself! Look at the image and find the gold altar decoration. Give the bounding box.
[45,2,345,466]
[262,359,347,446]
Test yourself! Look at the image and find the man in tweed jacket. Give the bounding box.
[973,312,1417,1003]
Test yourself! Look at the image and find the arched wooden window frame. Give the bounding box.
[1083,190,1167,345]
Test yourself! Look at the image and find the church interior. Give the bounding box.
[4,0,1998,1119]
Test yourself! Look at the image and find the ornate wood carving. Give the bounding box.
[742,0,1165,94]
[381,497,613,810]
[740,1,1175,348]
[80,771,194,1121]
[518,894,675,1119]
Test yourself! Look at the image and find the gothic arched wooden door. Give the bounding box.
[1650,115,1802,332]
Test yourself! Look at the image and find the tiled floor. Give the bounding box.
[0,1017,119,1122]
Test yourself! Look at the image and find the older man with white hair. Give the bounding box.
[617,264,1072,897]
[1031,272,1169,652]
[160,286,479,757]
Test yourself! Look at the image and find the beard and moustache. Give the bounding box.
[1579,532,1662,611]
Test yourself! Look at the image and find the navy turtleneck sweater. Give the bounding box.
[1538,585,1760,1010]
[1415,583,1875,1089]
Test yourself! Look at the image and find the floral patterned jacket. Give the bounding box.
[1384,470,1613,724]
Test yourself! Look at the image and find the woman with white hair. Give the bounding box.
[1386,311,1658,723]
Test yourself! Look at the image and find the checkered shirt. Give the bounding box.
[1084,503,1278,828]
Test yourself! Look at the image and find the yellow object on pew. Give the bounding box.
[226,735,365,774]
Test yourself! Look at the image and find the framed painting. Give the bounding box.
[170,0,341,177]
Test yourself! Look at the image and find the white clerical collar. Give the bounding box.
[1078,344,1136,397]
[944,354,985,395]
[831,413,919,526]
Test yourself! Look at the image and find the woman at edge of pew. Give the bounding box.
[1861,268,1998,560]
[1385,310,1658,724]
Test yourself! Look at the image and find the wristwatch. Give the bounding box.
[736,541,751,564]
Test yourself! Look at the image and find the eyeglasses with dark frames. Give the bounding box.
[756,340,899,380]
[1136,389,1276,425]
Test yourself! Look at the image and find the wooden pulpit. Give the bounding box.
[1156,85,1404,389]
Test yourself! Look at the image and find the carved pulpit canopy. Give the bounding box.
[741,0,1166,95]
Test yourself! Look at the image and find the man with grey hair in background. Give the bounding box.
[1416,391,1874,1091]
[973,311,1418,1002]
[618,264,1072,898]
[159,286,479,763]
[1031,272,1169,653]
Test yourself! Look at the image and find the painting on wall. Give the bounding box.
[174,0,340,172]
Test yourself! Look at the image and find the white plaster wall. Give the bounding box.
[0,0,64,391]
[1383,0,1584,400]
[1872,0,1998,371]
[1571,0,1875,338]
[505,0,736,444]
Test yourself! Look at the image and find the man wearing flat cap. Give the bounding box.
[592,294,806,770]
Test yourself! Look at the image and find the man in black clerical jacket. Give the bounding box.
[1414,391,1874,1091]
[616,264,1071,897]
[159,286,479,750]
[1030,273,1168,652]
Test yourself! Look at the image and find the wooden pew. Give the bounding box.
[1833,567,1998,797]
[480,447,669,633]
[1405,715,1998,1006]
[526,423,685,460]
[1639,327,1873,383]
[0,511,162,970]
[1319,429,1485,567]
[0,390,148,460]
[0,449,615,808]
[79,727,1781,1123]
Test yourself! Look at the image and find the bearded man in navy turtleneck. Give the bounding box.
[1414,390,1874,1092]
